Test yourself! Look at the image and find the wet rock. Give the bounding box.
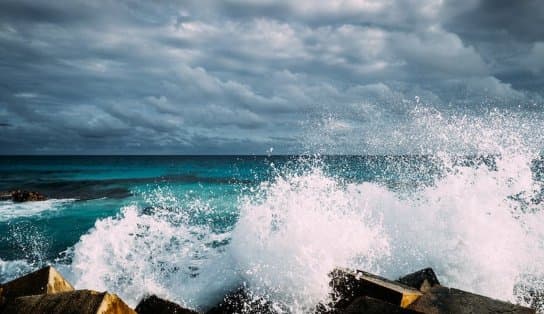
[343,296,422,313]
[396,268,440,292]
[0,266,74,302]
[206,287,279,314]
[329,268,422,310]
[407,286,535,314]
[10,190,47,202]
[135,295,197,314]
[0,290,136,314]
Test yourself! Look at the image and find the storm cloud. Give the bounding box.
[0,0,542,154]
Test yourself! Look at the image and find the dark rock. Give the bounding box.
[135,295,197,314]
[0,266,74,302]
[328,268,422,310]
[407,286,535,314]
[206,287,279,314]
[0,289,136,314]
[396,268,440,292]
[343,296,422,313]
[10,190,47,202]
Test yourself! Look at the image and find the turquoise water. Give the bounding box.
[0,156,272,261]
[0,155,543,312]
[0,156,431,260]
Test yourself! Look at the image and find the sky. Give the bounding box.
[0,0,543,154]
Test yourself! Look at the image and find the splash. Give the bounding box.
[67,202,234,309]
[65,176,389,312]
[377,154,544,303]
[229,168,390,312]
[61,152,543,312]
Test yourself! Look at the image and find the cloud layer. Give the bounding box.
[0,0,542,154]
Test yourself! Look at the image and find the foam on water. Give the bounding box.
[0,199,74,222]
[0,258,34,282]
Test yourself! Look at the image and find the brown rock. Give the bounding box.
[329,268,423,310]
[0,266,74,301]
[10,190,47,202]
[396,268,440,292]
[1,290,136,314]
[135,295,198,314]
[407,286,535,314]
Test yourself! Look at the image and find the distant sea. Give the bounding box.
[1,155,543,312]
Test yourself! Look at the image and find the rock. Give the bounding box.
[0,290,136,314]
[407,286,535,314]
[206,287,279,314]
[329,268,423,310]
[343,296,422,313]
[10,190,47,202]
[135,295,197,314]
[396,268,440,292]
[0,266,74,302]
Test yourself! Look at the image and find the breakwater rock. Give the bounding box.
[0,266,536,313]
[1,290,136,314]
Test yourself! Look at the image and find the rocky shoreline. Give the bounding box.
[0,265,536,313]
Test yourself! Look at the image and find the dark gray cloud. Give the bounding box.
[0,0,543,154]
[444,0,544,43]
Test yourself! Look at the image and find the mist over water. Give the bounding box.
[1,106,544,313]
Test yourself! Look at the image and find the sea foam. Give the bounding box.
[0,199,73,222]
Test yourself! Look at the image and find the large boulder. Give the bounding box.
[10,190,47,202]
[407,286,535,314]
[0,266,74,302]
[1,290,136,314]
[328,268,423,310]
[396,268,440,292]
[135,295,197,314]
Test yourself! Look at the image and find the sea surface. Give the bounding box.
[0,155,543,312]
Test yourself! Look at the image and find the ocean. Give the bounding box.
[0,155,543,312]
